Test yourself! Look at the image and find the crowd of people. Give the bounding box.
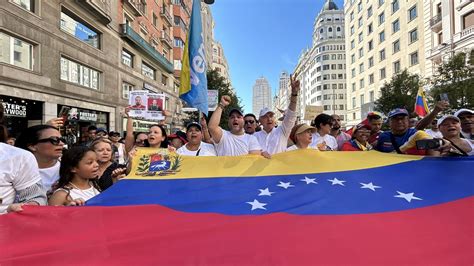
[0,74,472,214]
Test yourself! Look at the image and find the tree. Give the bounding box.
[429,51,474,111]
[182,68,243,130]
[374,69,422,115]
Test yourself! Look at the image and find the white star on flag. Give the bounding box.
[328,178,345,186]
[277,181,295,189]
[360,182,381,191]
[300,176,317,184]
[246,199,267,210]
[258,188,275,196]
[394,191,423,202]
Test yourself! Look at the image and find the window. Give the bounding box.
[337,27,341,32]
[352,97,356,108]
[367,6,373,18]
[323,65,330,70]
[358,17,363,27]
[122,82,134,99]
[392,0,399,13]
[368,23,373,34]
[369,74,374,84]
[368,57,374,68]
[359,63,364,73]
[121,49,133,67]
[408,5,417,21]
[409,28,418,43]
[359,48,364,58]
[12,0,34,12]
[352,83,356,92]
[351,26,355,35]
[142,62,155,79]
[351,40,355,49]
[378,0,384,7]
[328,27,333,32]
[60,57,99,89]
[393,60,401,73]
[379,30,385,43]
[153,13,158,27]
[0,32,34,70]
[370,91,375,102]
[462,11,474,30]
[392,19,400,33]
[358,32,363,43]
[161,74,168,87]
[358,1,362,12]
[410,51,419,66]
[379,49,386,61]
[339,106,345,112]
[379,12,385,25]
[360,78,365,88]
[351,68,356,78]
[60,9,100,49]
[351,54,355,64]
[368,40,373,51]
[393,39,400,53]
[360,94,365,105]
[380,67,386,79]
[350,11,354,21]
[339,94,344,99]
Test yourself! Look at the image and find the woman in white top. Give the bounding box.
[16,125,65,192]
[49,146,101,206]
[177,122,217,156]
[287,124,319,151]
[438,115,474,156]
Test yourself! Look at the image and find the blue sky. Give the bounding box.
[211,0,345,113]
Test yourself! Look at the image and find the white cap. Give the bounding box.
[437,115,460,127]
[259,107,275,118]
[454,108,473,117]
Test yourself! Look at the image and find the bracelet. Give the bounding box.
[218,103,225,109]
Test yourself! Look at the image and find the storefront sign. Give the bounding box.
[79,111,97,122]
[2,102,27,117]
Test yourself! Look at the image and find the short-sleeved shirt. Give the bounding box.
[254,109,297,155]
[0,143,42,213]
[39,161,60,192]
[376,128,426,155]
[177,142,217,156]
[310,132,338,151]
[334,131,352,150]
[425,129,443,139]
[286,145,319,151]
[214,130,262,156]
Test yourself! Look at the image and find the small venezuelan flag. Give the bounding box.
[414,87,430,117]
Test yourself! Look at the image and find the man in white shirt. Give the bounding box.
[208,96,262,156]
[254,75,299,156]
[310,113,338,151]
[424,119,443,139]
[454,109,473,140]
[177,122,217,156]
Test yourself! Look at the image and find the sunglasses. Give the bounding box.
[244,120,255,125]
[36,137,66,145]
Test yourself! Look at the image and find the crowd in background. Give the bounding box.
[0,74,472,214]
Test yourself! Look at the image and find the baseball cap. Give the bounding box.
[388,108,409,118]
[169,131,188,144]
[454,108,474,117]
[351,123,372,138]
[96,128,108,135]
[437,115,460,127]
[229,108,243,117]
[186,122,202,131]
[259,107,275,118]
[289,124,316,143]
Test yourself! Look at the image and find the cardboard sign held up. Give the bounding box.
[304,105,324,121]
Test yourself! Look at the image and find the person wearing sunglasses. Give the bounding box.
[244,113,259,135]
[16,125,65,192]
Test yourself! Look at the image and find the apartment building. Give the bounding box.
[345,0,425,126]
[252,77,272,115]
[212,40,230,84]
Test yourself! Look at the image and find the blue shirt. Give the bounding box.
[376,128,418,153]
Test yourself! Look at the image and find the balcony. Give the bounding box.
[453,25,474,44]
[123,0,146,17]
[161,8,172,26]
[120,24,173,73]
[160,31,173,48]
[430,14,442,32]
[78,0,112,24]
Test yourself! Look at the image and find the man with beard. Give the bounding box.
[208,96,261,156]
[454,109,474,140]
[330,114,351,150]
[367,112,384,146]
[254,74,299,156]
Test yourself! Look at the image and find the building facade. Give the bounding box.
[345,0,425,126]
[212,40,230,84]
[274,71,290,120]
[252,77,272,115]
[0,0,185,140]
[201,3,214,69]
[424,0,474,78]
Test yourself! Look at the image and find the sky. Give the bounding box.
[210,0,345,113]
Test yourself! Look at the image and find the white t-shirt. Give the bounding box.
[425,129,443,139]
[177,142,217,156]
[286,145,319,151]
[0,143,42,214]
[39,161,60,192]
[54,185,100,202]
[215,130,262,156]
[310,132,338,151]
[254,109,297,155]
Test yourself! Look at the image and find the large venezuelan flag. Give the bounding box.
[179,0,208,115]
[414,87,430,117]
[1,150,473,265]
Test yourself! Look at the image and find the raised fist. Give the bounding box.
[221,95,231,107]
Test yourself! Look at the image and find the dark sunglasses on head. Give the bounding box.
[244,120,255,125]
[36,137,66,145]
